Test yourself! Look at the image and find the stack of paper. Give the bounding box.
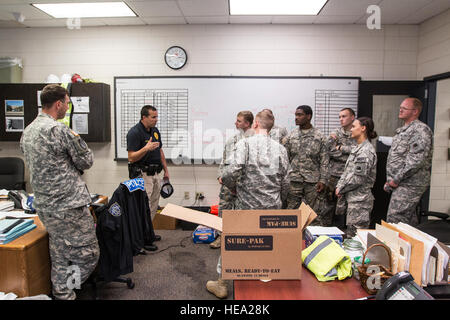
[372,221,450,287]
[0,201,14,211]
[0,218,36,245]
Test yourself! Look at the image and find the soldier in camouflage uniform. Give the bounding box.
[282,105,330,226]
[326,108,356,227]
[385,98,433,226]
[20,84,99,300]
[261,109,289,144]
[206,111,290,299]
[336,117,378,238]
[211,111,254,249]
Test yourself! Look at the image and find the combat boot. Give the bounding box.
[206,278,228,299]
[209,234,221,249]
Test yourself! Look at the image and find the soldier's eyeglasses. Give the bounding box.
[399,106,414,111]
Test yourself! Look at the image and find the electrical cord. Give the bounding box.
[145,235,192,255]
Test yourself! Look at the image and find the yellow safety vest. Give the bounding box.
[302,235,352,282]
[57,82,72,128]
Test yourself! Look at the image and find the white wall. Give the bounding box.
[0,23,423,207]
[418,9,450,214]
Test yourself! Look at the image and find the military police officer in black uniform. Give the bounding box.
[127,105,170,250]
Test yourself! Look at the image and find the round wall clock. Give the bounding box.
[164,46,187,70]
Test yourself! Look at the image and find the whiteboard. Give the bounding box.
[114,76,359,163]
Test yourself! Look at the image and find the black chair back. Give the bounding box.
[0,157,26,190]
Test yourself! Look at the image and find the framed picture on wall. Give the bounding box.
[6,117,24,132]
[5,99,24,116]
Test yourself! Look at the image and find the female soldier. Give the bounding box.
[335,117,377,238]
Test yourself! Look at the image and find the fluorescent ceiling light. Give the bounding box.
[229,0,328,15]
[32,2,136,18]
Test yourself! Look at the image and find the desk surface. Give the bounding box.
[234,241,369,300]
[234,267,368,300]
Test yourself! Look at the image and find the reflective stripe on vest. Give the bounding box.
[303,237,333,267]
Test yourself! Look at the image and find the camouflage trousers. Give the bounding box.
[286,181,330,226]
[218,184,236,218]
[38,206,99,300]
[346,200,372,238]
[386,185,427,226]
[325,175,348,216]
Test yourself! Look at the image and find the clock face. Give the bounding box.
[165,46,187,70]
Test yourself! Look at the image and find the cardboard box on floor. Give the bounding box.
[160,202,316,280]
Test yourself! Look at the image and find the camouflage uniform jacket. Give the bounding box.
[327,127,356,178]
[336,139,377,202]
[282,126,329,184]
[20,113,94,213]
[386,119,433,187]
[221,134,291,210]
[218,129,253,178]
[269,125,288,144]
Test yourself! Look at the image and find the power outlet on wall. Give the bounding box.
[184,192,190,200]
[195,192,205,200]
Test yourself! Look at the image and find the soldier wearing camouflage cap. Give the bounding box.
[385,98,433,226]
[282,105,330,226]
[20,84,99,300]
[336,117,378,238]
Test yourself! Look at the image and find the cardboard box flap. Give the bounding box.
[300,203,317,230]
[160,203,222,232]
[222,209,303,233]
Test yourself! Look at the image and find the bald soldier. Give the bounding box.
[385,98,433,226]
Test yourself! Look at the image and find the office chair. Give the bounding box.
[416,198,450,245]
[0,157,26,190]
[85,202,135,300]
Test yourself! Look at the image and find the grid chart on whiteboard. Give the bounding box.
[314,90,358,136]
[120,89,189,149]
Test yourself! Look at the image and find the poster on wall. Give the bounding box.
[6,117,24,132]
[5,100,24,116]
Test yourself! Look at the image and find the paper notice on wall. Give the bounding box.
[71,96,89,113]
[37,91,42,106]
[72,113,88,134]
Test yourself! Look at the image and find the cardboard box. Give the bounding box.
[152,212,178,230]
[160,202,316,280]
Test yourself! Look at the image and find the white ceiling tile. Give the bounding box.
[229,15,272,24]
[320,0,382,16]
[185,16,229,24]
[101,17,146,26]
[0,4,52,20]
[271,15,317,24]
[0,0,448,27]
[177,0,229,16]
[140,16,186,24]
[314,15,363,24]
[399,0,450,24]
[126,0,182,17]
[21,19,67,27]
[377,0,434,24]
[0,19,26,27]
